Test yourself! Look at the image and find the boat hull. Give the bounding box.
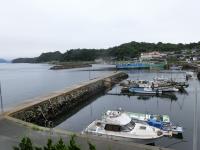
[83,131,161,144]
[83,118,164,144]
[129,87,162,94]
[158,87,179,92]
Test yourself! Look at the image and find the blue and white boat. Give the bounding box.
[129,87,162,94]
[119,110,183,135]
[146,118,183,134]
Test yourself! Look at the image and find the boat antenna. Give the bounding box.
[171,71,172,81]
[0,81,3,114]
[193,85,198,150]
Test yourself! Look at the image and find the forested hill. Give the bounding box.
[12,41,200,63]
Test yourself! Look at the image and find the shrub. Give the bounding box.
[13,135,96,150]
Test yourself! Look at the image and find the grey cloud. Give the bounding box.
[0,0,200,59]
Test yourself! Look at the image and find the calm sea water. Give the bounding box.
[0,64,199,150]
[0,63,111,110]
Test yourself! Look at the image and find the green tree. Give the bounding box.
[54,139,67,150]
[43,139,55,150]
[13,136,96,150]
[88,142,96,150]
[13,137,35,150]
[68,135,80,150]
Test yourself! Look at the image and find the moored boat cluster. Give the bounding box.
[120,77,189,95]
[82,109,183,144]
[82,76,186,145]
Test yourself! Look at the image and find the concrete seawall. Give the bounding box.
[8,72,128,127]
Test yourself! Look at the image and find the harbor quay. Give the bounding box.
[0,72,173,150]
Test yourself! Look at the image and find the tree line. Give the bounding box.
[12,41,200,63]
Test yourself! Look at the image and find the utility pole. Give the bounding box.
[193,86,198,150]
[0,81,3,114]
[89,68,91,80]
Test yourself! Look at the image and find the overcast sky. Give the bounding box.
[0,0,200,59]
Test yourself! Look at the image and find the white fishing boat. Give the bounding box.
[129,87,162,94]
[83,110,163,144]
[131,79,179,92]
[153,77,170,82]
[158,87,179,92]
[136,80,153,88]
[170,65,183,70]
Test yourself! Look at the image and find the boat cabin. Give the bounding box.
[104,121,136,132]
[102,111,136,132]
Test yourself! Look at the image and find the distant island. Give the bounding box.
[12,57,37,63]
[12,41,200,63]
[0,58,9,63]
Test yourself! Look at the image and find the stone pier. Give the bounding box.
[8,72,128,127]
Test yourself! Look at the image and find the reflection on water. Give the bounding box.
[52,93,105,127]
[107,92,178,101]
[136,93,178,101]
[56,70,200,150]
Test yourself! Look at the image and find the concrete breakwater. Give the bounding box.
[8,72,128,127]
[49,61,93,70]
[50,64,92,70]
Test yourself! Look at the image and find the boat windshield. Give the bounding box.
[121,121,135,132]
